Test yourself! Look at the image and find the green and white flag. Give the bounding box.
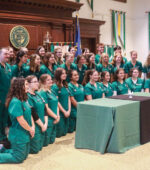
[112,10,126,49]
[87,0,93,11]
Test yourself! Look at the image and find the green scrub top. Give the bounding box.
[0,63,12,103]
[24,64,47,79]
[39,89,58,123]
[60,63,77,82]
[45,64,58,79]
[143,65,150,74]
[98,63,114,73]
[27,92,45,123]
[113,63,125,73]
[68,83,85,116]
[8,97,32,144]
[124,61,143,74]
[11,64,26,77]
[112,81,128,95]
[144,79,150,89]
[125,77,144,92]
[51,84,70,117]
[76,64,87,84]
[100,82,114,97]
[84,82,104,99]
[95,54,101,64]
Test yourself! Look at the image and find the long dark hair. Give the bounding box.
[101,71,110,82]
[5,77,27,107]
[30,54,40,72]
[114,68,125,81]
[86,53,96,69]
[82,69,97,86]
[43,52,55,67]
[16,51,26,64]
[54,68,68,89]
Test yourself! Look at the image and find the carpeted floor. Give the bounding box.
[0,132,150,170]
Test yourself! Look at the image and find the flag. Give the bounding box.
[87,0,93,12]
[112,10,126,49]
[74,15,82,57]
[50,43,54,52]
[87,0,94,17]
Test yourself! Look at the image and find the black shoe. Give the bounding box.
[0,139,11,149]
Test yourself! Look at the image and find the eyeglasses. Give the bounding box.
[30,81,38,83]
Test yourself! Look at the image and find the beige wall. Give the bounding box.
[68,0,149,63]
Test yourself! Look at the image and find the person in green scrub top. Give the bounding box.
[83,70,104,100]
[52,68,71,137]
[124,50,143,78]
[7,46,16,65]
[111,52,125,74]
[86,53,101,72]
[143,53,150,79]
[144,79,150,92]
[68,70,85,133]
[95,43,105,64]
[98,53,114,81]
[24,54,47,79]
[54,47,64,67]
[75,55,87,84]
[0,48,13,142]
[109,45,127,64]
[39,74,60,146]
[11,51,28,77]
[60,52,77,82]
[125,68,144,92]
[36,46,46,63]
[0,77,35,163]
[100,71,114,97]
[43,52,58,80]
[68,46,76,63]
[112,68,129,95]
[26,75,48,154]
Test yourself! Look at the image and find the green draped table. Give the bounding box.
[75,98,140,154]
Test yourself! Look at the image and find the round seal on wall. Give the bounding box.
[10,26,30,49]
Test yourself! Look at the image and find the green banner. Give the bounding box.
[87,0,93,11]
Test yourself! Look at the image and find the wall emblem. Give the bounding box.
[10,26,30,49]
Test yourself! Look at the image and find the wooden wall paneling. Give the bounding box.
[52,23,64,42]
[64,24,73,42]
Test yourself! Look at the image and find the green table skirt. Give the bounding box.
[75,98,140,154]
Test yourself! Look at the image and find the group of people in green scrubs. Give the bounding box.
[1,42,150,164]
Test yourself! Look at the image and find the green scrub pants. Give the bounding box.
[30,125,44,154]
[56,116,69,138]
[0,142,30,163]
[68,117,76,133]
[43,121,56,146]
[0,104,8,141]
